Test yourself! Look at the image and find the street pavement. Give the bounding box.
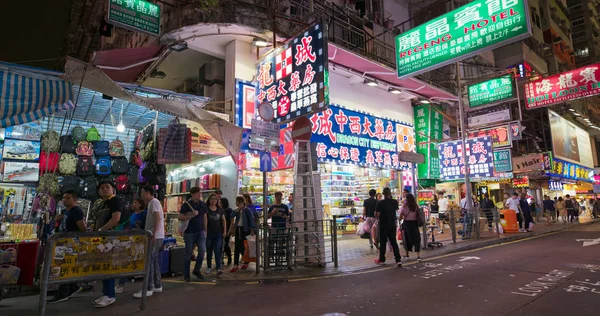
[2,222,600,316]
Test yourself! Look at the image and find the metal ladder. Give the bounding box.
[292,140,326,266]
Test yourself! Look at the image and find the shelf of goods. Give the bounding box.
[164,174,220,213]
[240,169,293,208]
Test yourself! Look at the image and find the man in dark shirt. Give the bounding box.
[268,192,290,229]
[363,189,378,248]
[46,190,85,304]
[542,195,556,223]
[374,187,402,267]
[178,186,208,281]
[480,194,495,230]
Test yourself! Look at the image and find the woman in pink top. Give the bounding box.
[399,193,422,261]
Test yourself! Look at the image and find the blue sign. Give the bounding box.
[235,79,255,129]
[438,136,493,180]
[255,22,329,124]
[546,157,593,182]
[260,151,272,172]
[309,104,413,170]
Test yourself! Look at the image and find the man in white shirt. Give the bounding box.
[437,193,449,233]
[505,192,523,231]
[135,186,165,298]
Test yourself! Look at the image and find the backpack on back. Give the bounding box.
[72,126,86,142]
[86,126,102,142]
[109,138,125,157]
[112,156,129,174]
[60,135,77,154]
[76,141,94,156]
[61,176,80,193]
[94,141,110,156]
[115,174,130,193]
[76,156,95,176]
[96,156,112,176]
[39,151,59,174]
[58,153,77,175]
[41,130,60,152]
[80,177,98,200]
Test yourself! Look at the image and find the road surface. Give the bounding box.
[3,222,600,316]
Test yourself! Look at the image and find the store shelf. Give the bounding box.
[165,190,215,197]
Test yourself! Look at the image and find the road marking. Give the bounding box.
[511,270,574,297]
[457,256,481,262]
[162,279,216,286]
[576,237,600,247]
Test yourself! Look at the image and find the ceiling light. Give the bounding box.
[388,87,402,94]
[168,41,188,52]
[252,38,269,47]
[420,100,431,104]
[150,69,166,79]
[573,112,581,116]
[117,122,125,132]
[568,108,575,112]
[364,79,378,87]
[584,118,591,121]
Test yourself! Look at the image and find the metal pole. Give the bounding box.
[514,73,523,121]
[456,61,474,213]
[263,171,269,272]
[38,236,55,316]
[255,215,260,275]
[309,0,314,13]
[410,163,417,197]
[332,216,338,267]
[140,235,152,311]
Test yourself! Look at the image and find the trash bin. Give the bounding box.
[500,209,518,233]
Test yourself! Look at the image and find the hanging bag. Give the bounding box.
[72,126,86,142]
[161,118,189,160]
[94,141,110,156]
[76,141,94,156]
[109,138,125,157]
[41,130,60,152]
[59,135,76,154]
[86,126,102,142]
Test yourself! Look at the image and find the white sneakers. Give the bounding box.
[152,287,163,293]
[133,287,162,298]
[93,296,115,308]
[205,268,212,274]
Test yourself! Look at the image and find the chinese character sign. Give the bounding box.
[468,75,514,107]
[467,124,511,148]
[108,0,161,36]
[525,62,600,109]
[493,149,512,172]
[235,80,256,129]
[413,105,443,179]
[255,23,329,124]
[309,105,412,169]
[546,157,594,182]
[395,0,530,78]
[437,136,494,180]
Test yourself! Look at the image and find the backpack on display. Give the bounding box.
[142,140,154,162]
[94,141,110,156]
[118,193,134,211]
[61,176,80,193]
[60,135,76,153]
[109,138,125,157]
[129,149,142,166]
[80,177,98,200]
[115,174,130,193]
[39,151,59,174]
[58,153,77,175]
[130,165,139,184]
[72,126,86,142]
[86,126,102,142]
[112,156,129,174]
[96,157,112,176]
[142,125,154,144]
[76,156,95,176]
[138,162,148,183]
[134,133,143,149]
[41,130,60,152]
[38,173,60,196]
[76,141,94,156]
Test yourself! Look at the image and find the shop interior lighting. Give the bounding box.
[116,103,125,132]
[388,87,402,94]
[420,100,431,104]
[568,108,575,112]
[168,41,188,52]
[364,79,378,87]
[573,112,581,116]
[251,38,269,47]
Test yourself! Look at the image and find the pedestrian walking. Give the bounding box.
[178,186,208,282]
[519,193,534,232]
[400,193,422,262]
[373,187,402,267]
[134,186,164,298]
[116,197,147,294]
[542,195,555,225]
[205,193,226,276]
[229,196,255,273]
[556,197,567,223]
[506,193,523,231]
[565,194,577,224]
[243,193,259,217]
[480,193,495,230]
[220,197,234,266]
[529,198,539,223]
[363,189,378,248]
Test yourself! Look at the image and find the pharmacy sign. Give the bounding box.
[395,0,531,78]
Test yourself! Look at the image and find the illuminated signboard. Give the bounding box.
[513,176,529,187]
[235,79,256,129]
[467,75,514,107]
[438,136,494,180]
[395,0,531,78]
[493,149,512,172]
[310,105,414,169]
[107,0,160,36]
[255,23,329,124]
[525,62,600,109]
[414,104,443,179]
[467,124,512,148]
[546,157,594,182]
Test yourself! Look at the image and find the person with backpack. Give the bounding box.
[373,187,402,267]
[400,193,422,262]
[205,193,227,276]
[178,187,208,282]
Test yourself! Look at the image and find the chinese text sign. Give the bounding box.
[467,124,512,148]
[468,75,514,107]
[525,62,600,109]
[236,80,256,129]
[310,105,413,169]
[546,157,594,182]
[256,23,329,124]
[108,0,160,36]
[414,105,443,179]
[395,0,530,78]
[493,149,512,172]
[438,136,494,180]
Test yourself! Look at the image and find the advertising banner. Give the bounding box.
[525,62,600,109]
[235,79,255,129]
[414,105,443,179]
[310,105,413,169]
[256,23,329,124]
[548,110,594,168]
[438,136,494,180]
[467,124,512,148]
[107,0,161,36]
[467,75,514,107]
[467,104,511,128]
[512,153,543,172]
[546,157,594,182]
[1,162,39,182]
[395,0,530,78]
[493,149,512,172]
[3,140,40,161]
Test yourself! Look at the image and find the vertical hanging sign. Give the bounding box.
[413,105,442,179]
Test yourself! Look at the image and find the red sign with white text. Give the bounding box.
[525,63,600,109]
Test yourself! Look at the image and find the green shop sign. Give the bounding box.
[395,0,531,78]
[414,105,443,180]
[493,149,512,172]
[468,75,514,107]
[108,0,161,36]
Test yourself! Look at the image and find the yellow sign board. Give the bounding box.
[48,234,149,281]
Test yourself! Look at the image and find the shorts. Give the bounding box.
[430,213,439,218]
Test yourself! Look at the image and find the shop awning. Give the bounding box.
[328,44,458,101]
[0,63,74,127]
[91,46,164,83]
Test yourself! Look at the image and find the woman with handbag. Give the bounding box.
[399,193,422,262]
[205,194,226,276]
[229,196,255,273]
